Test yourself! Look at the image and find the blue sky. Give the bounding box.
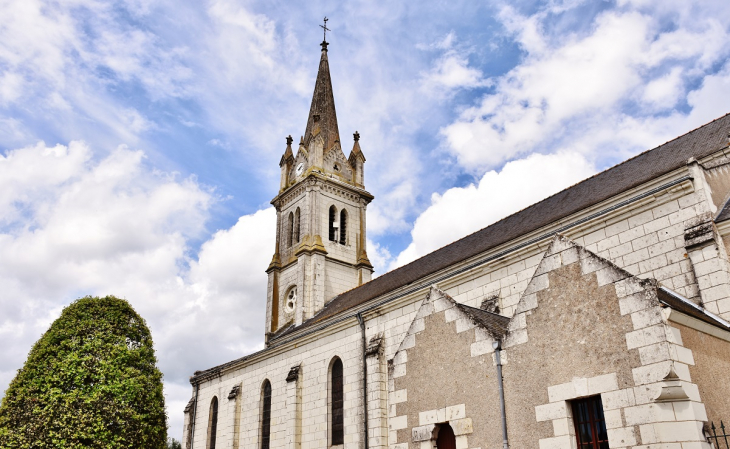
[1,0,730,439]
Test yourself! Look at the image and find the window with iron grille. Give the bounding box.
[329,206,337,242]
[331,358,344,445]
[571,396,609,449]
[261,380,272,449]
[207,396,218,449]
[339,209,347,245]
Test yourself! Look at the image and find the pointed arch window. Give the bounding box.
[294,208,301,243]
[207,396,218,449]
[339,209,347,245]
[329,205,337,242]
[330,357,344,445]
[287,212,294,247]
[261,380,272,449]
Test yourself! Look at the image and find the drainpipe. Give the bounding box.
[492,339,509,449]
[190,381,200,448]
[356,312,370,449]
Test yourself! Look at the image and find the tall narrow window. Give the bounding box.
[287,212,294,247]
[294,208,301,243]
[261,380,272,449]
[572,396,609,449]
[329,206,337,242]
[207,396,218,449]
[331,357,344,445]
[339,209,347,245]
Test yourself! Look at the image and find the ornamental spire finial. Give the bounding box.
[320,17,330,51]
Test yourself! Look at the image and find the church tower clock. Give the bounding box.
[265,37,373,342]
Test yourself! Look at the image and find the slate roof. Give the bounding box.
[303,43,340,151]
[658,287,730,332]
[715,196,730,223]
[454,303,511,337]
[271,113,730,342]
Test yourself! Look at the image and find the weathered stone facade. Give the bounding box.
[183,42,730,449]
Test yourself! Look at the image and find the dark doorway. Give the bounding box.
[436,423,456,449]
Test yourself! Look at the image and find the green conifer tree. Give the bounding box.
[0,296,167,448]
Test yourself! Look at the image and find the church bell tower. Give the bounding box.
[265,36,374,341]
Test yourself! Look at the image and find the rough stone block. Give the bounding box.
[587,373,618,395]
[538,435,574,449]
[624,403,676,426]
[536,402,568,422]
[446,404,466,421]
[450,418,473,436]
[602,388,636,410]
[390,415,407,430]
[607,426,637,447]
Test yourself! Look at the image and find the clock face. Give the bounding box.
[295,163,304,176]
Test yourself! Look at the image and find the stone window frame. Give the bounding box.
[259,379,272,449]
[328,205,338,242]
[327,356,345,448]
[206,396,219,449]
[411,404,473,449]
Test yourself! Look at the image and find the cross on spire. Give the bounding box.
[320,17,330,51]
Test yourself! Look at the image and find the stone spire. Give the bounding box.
[303,40,340,152]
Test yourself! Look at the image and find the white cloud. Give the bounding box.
[0,140,275,439]
[392,152,596,268]
[441,3,730,171]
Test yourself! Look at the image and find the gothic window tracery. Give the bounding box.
[284,287,296,314]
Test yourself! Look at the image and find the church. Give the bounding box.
[182,37,730,449]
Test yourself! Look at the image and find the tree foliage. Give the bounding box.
[0,296,167,448]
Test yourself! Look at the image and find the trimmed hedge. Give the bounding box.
[0,296,167,448]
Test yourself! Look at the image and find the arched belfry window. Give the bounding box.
[261,380,272,449]
[294,208,301,243]
[339,209,347,245]
[328,205,337,242]
[207,396,219,449]
[330,357,344,445]
[287,212,294,247]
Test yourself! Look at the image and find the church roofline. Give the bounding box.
[266,112,730,342]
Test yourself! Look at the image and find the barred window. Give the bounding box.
[339,209,347,245]
[261,380,272,449]
[207,396,218,449]
[331,358,344,445]
[572,396,609,449]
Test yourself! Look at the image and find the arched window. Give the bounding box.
[330,357,344,445]
[436,423,456,449]
[294,208,301,243]
[207,396,218,449]
[261,380,272,449]
[339,209,347,245]
[287,212,294,247]
[328,205,337,242]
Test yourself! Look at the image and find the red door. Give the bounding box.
[436,423,456,449]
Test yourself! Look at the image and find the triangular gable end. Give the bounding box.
[505,234,661,348]
[391,286,509,374]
